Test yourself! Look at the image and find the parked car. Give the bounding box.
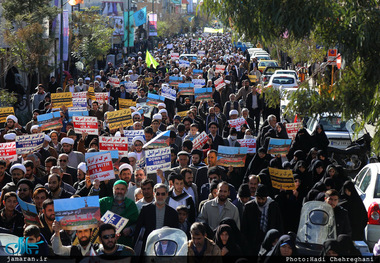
[258,60,279,73]
[265,75,298,89]
[261,66,283,85]
[273,69,300,83]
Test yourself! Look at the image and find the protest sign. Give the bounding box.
[192,70,203,78]
[68,110,89,122]
[70,98,87,111]
[194,88,213,102]
[121,82,138,93]
[237,138,257,154]
[179,60,190,68]
[17,196,42,227]
[169,76,182,87]
[85,151,119,160]
[101,211,129,234]
[54,196,100,230]
[267,138,292,155]
[178,83,194,95]
[87,152,115,182]
[99,136,129,156]
[228,117,248,131]
[177,111,188,120]
[197,50,206,57]
[216,146,248,167]
[118,98,136,109]
[0,142,17,162]
[170,52,179,60]
[88,86,95,101]
[124,130,145,145]
[167,44,173,49]
[192,131,209,150]
[51,92,73,108]
[286,122,303,140]
[215,65,226,73]
[269,167,296,190]
[73,116,98,135]
[161,85,176,101]
[37,111,62,131]
[109,77,120,87]
[145,147,171,173]
[15,133,45,155]
[0,107,15,123]
[107,108,132,129]
[192,78,206,86]
[72,92,87,99]
[248,75,257,83]
[95,93,109,104]
[214,77,225,91]
[143,130,171,149]
[146,93,165,107]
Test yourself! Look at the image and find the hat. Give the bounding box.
[67,129,76,137]
[85,77,90,81]
[6,115,18,123]
[229,109,239,116]
[256,184,269,197]
[157,103,166,108]
[10,163,26,174]
[78,78,83,82]
[238,183,251,198]
[128,70,133,74]
[4,133,16,141]
[127,152,137,160]
[153,113,162,120]
[113,180,128,188]
[61,137,74,145]
[17,179,34,190]
[31,125,39,132]
[33,184,45,192]
[158,109,167,115]
[119,163,133,173]
[132,136,146,145]
[44,134,51,142]
[78,162,87,173]
[95,75,101,79]
[132,112,141,118]
[177,151,189,158]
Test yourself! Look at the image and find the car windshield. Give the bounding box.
[318,117,349,132]
[260,61,278,67]
[272,77,295,84]
[257,56,270,60]
[276,71,297,79]
[265,68,279,74]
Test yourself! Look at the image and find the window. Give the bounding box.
[272,77,295,84]
[373,174,380,198]
[309,210,329,225]
[355,168,368,187]
[360,170,372,192]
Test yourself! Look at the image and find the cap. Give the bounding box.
[17,179,34,190]
[10,163,26,174]
[113,180,128,188]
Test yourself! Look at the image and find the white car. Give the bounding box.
[354,163,380,249]
[265,75,298,89]
[273,69,300,83]
[280,87,298,122]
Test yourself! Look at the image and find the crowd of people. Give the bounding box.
[0,32,371,260]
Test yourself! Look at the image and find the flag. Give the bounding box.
[133,7,147,27]
[146,50,159,69]
[123,11,134,48]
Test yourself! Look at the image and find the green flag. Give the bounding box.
[146,50,159,69]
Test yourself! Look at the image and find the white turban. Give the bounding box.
[61,137,74,145]
[44,134,51,142]
[158,109,167,115]
[157,103,166,108]
[31,125,39,132]
[119,163,133,173]
[10,164,26,174]
[153,114,162,120]
[229,109,239,116]
[6,115,18,123]
[78,162,87,174]
[4,133,16,141]
[132,112,141,118]
[127,152,137,160]
[132,136,146,145]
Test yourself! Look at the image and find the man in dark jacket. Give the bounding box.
[241,184,283,256]
[246,85,263,134]
[325,189,352,236]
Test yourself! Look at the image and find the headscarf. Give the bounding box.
[320,239,341,256]
[267,234,296,257]
[275,122,289,139]
[214,224,240,255]
[337,234,361,256]
[258,229,281,257]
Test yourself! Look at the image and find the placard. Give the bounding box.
[178,83,194,95]
[248,75,257,83]
[215,65,226,73]
[216,146,248,167]
[73,116,99,135]
[192,131,209,150]
[228,117,248,131]
[17,196,42,227]
[72,92,87,99]
[123,130,145,145]
[214,77,225,91]
[85,151,119,160]
[87,152,115,182]
[95,93,109,104]
[70,98,87,111]
[101,211,129,234]
[197,50,206,57]
[0,107,15,123]
[99,136,129,156]
[54,196,100,230]
[179,60,190,68]
[37,111,63,131]
[176,111,188,120]
[118,98,136,109]
[15,133,45,155]
[88,86,95,101]
[51,92,73,108]
[286,123,303,140]
[0,142,17,162]
[269,167,296,190]
[170,53,179,60]
[146,93,165,107]
[121,82,138,93]
[109,77,120,88]
[143,130,171,149]
[194,88,213,102]
[237,138,256,153]
[267,138,292,155]
[192,78,206,86]
[107,109,132,129]
[161,85,176,101]
[145,147,171,173]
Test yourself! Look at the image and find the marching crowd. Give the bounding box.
[0,32,370,261]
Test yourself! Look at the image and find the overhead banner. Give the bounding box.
[0,107,15,123]
[54,196,100,230]
[216,146,248,167]
[228,117,248,131]
[73,116,98,135]
[203,27,224,33]
[107,108,132,129]
[99,136,129,156]
[15,133,45,155]
[123,130,145,145]
[269,167,296,190]
[192,131,209,150]
[87,152,115,182]
[0,142,17,162]
[51,92,73,108]
[237,138,256,154]
[17,196,42,227]
[146,93,165,107]
[37,111,63,131]
[267,138,292,155]
[148,13,157,36]
[285,123,303,140]
[194,88,213,102]
[145,147,171,173]
[101,211,129,234]
[161,85,176,101]
[118,98,136,109]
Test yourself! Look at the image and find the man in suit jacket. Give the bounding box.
[246,85,264,134]
[134,184,179,251]
[204,122,225,151]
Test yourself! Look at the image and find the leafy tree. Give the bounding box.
[71,7,114,77]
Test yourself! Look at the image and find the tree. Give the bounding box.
[71,7,114,77]
[2,0,58,114]
[200,0,380,152]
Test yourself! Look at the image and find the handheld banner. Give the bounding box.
[179,60,190,68]
[107,109,132,130]
[121,82,138,93]
[37,111,62,131]
[118,98,136,109]
[268,167,296,190]
[214,77,225,91]
[124,130,145,145]
[216,146,248,167]
[267,138,292,155]
[192,131,209,150]
[70,98,87,111]
[145,147,171,173]
[146,93,165,107]
[87,152,115,182]
[228,117,248,131]
[194,88,213,102]
[101,211,129,234]
[161,85,176,101]
[99,136,129,156]
[73,116,98,135]
[109,77,120,88]
[0,107,15,123]
[237,139,257,154]
[15,133,45,155]
[143,130,171,149]
[215,65,226,73]
[51,92,73,108]
[178,83,194,95]
[0,142,17,162]
[95,93,109,104]
[248,75,257,83]
[286,123,303,140]
[72,92,87,99]
[85,151,119,160]
[170,53,179,60]
[17,196,42,227]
